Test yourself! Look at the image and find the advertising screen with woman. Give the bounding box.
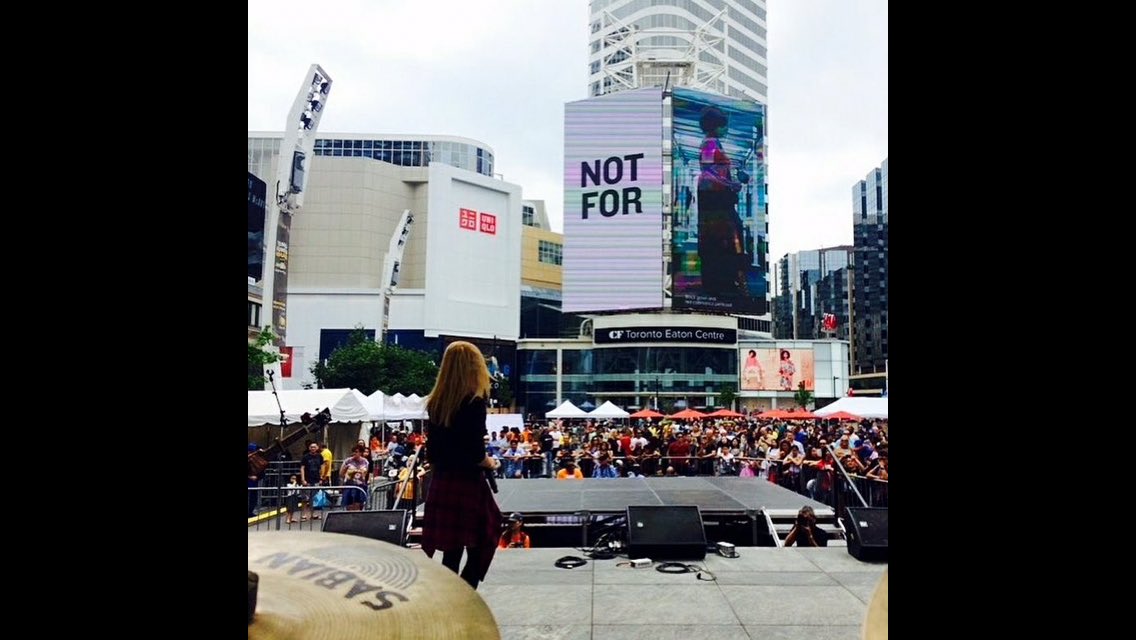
[671,88,768,314]
[739,349,814,391]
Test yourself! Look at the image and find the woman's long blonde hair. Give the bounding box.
[426,341,491,427]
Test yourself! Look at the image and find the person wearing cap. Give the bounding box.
[498,513,531,549]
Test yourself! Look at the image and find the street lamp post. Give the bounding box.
[833,376,840,398]
[655,376,661,411]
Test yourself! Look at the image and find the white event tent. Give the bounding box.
[546,400,589,418]
[814,397,889,420]
[588,401,630,419]
[247,388,374,427]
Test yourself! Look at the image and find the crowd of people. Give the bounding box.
[475,415,887,488]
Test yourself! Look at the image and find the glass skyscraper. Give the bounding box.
[852,158,888,374]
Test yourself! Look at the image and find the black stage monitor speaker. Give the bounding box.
[844,507,888,562]
[323,510,411,547]
[626,506,706,560]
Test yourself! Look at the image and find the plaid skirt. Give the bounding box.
[421,469,502,580]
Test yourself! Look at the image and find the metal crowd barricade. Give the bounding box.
[247,484,371,531]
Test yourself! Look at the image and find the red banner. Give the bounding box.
[281,346,293,378]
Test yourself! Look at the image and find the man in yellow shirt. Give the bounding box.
[319,442,333,485]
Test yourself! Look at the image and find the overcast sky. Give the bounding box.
[248,0,888,261]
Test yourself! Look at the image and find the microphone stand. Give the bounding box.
[267,369,287,445]
[266,370,288,527]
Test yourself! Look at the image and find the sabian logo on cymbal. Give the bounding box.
[255,552,409,611]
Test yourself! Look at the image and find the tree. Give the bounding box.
[248,327,281,390]
[310,328,438,395]
[717,383,738,410]
[491,375,514,409]
[794,381,815,410]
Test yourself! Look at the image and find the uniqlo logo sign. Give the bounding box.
[459,208,478,231]
[479,213,497,235]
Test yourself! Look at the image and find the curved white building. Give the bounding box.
[587,0,768,101]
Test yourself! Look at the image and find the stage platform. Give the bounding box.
[487,477,834,548]
[476,546,886,640]
[492,477,828,516]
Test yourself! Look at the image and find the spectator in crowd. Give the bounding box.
[299,441,324,521]
[498,512,532,549]
[319,442,333,486]
[784,506,829,547]
[556,460,584,479]
[340,444,370,511]
[833,435,856,461]
[593,453,620,478]
[502,440,524,479]
[284,474,301,524]
[805,450,836,503]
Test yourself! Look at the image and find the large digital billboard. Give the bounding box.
[740,348,814,391]
[563,88,664,312]
[671,88,768,314]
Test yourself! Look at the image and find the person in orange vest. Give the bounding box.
[498,513,531,549]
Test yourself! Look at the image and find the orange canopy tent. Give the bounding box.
[629,409,664,419]
[756,409,789,419]
[667,408,708,420]
[782,410,817,419]
[706,409,744,418]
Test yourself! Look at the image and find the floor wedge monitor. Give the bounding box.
[626,505,706,560]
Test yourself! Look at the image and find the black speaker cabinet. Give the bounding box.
[323,509,411,547]
[844,507,888,562]
[626,506,706,560]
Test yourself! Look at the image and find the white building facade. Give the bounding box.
[248,133,521,390]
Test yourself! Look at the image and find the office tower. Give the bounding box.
[852,158,888,375]
[773,247,853,340]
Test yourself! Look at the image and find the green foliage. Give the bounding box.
[248,327,281,390]
[717,383,738,410]
[310,328,438,395]
[794,381,814,410]
[492,375,514,409]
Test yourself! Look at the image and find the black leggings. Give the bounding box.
[441,547,489,589]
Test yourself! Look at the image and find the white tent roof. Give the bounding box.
[365,391,387,420]
[546,400,589,418]
[247,388,373,427]
[814,397,889,419]
[588,401,630,419]
[372,391,429,420]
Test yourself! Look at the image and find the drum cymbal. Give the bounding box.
[249,532,500,640]
[861,567,888,640]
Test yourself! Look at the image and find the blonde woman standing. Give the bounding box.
[421,341,502,590]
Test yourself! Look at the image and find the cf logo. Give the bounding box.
[608,330,623,339]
